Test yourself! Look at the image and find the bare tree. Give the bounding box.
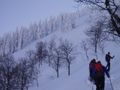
[19,27,26,49]
[0,35,10,55]
[59,40,75,76]
[26,50,37,65]
[0,53,39,90]
[86,20,107,58]
[0,54,17,90]
[36,41,48,66]
[29,23,38,41]
[75,0,120,37]
[46,38,56,66]
[11,29,19,52]
[16,57,38,90]
[81,40,89,61]
[51,46,62,78]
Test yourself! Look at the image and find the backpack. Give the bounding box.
[94,63,104,77]
[89,61,96,79]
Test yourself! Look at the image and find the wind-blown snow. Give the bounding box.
[13,6,120,90]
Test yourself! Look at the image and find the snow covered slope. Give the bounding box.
[14,6,120,90]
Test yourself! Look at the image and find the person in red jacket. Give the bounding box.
[89,60,110,90]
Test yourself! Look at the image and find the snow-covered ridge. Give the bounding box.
[13,5,120,90]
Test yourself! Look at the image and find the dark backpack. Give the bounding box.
[94,63,104,77]
[89,61,96,80]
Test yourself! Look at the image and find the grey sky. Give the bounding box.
[0,0,76,36]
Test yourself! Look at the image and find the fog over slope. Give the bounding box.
[12,6,120,90]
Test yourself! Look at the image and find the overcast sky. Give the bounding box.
[0,0,76,36]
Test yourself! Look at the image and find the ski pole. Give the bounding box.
[92,82,94,90]
[109,78,114,90]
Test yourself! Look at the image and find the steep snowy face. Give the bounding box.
[12,5,120,90]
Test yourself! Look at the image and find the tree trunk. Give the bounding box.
[68,63,71,76]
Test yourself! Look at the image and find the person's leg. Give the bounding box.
[96,83,100,90]
[95,78,99,90]
[101,77,105,90]
[106,62,110,72]
[96,76,104,90]
[106,62,108,69]
[107,63,110,72]
[96,78,101,90]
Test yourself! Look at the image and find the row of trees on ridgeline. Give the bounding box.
[0,12,78,56]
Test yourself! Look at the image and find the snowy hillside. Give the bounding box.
[12,6,120,90]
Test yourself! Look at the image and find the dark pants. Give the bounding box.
[95,76,105,90]
[106,62,110,72]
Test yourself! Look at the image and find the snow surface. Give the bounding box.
[13,6,120,90]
